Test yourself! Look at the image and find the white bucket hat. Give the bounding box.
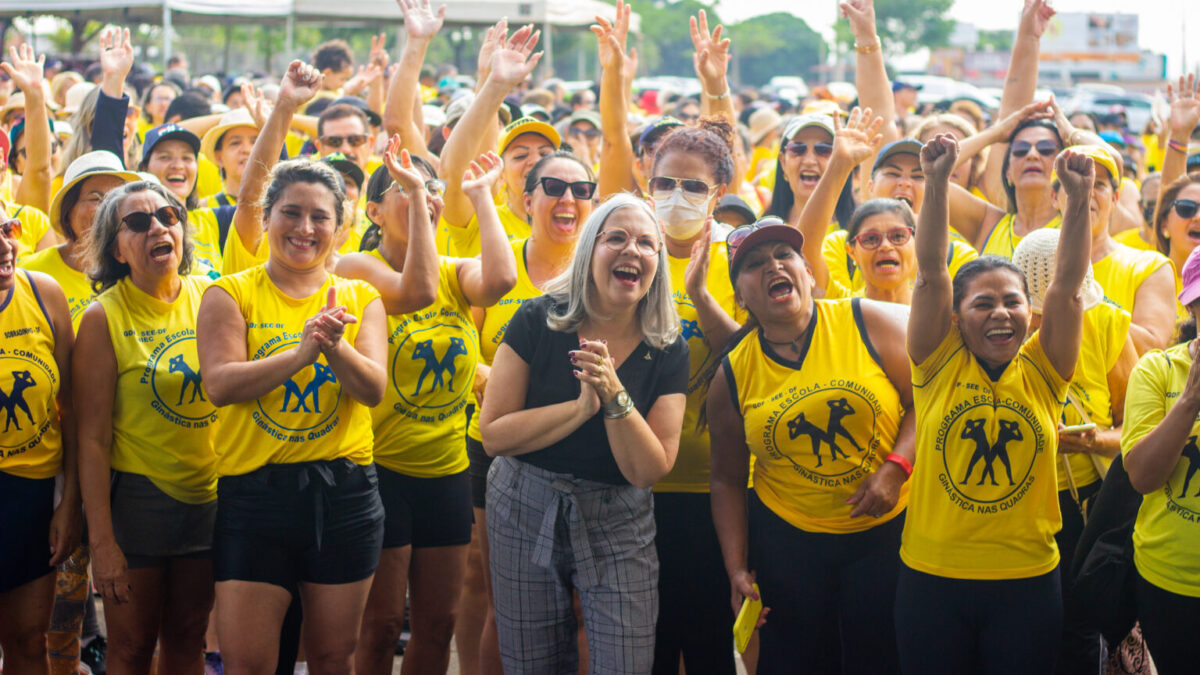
[1010,228,1105,313]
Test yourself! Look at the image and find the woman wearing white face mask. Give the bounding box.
[645,116,745,674]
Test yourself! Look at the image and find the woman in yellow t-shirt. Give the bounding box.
[1151,174,1200,327]
[707,219,915,673]
[0,218,79,674]
[74,181,217,674]
[337,145,516,672]
[195,62,388,674]
[898,137,1091,673]
[1120,244,1200,675]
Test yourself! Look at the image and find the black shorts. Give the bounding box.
[213,459,384,588]
[378,466,473,549]
[111,471,216,568]
[467,437,493,509]
[0,470,55,593]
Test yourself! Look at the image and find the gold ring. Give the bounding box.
[597,364,605,375]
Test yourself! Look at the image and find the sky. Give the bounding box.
[714,0,1198,78]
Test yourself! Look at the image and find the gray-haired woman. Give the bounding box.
[479,193,689,672]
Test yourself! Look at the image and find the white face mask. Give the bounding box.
[654,190,709,239]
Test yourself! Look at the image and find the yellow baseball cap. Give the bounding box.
[498,116,561,155]
[1055,144,1120,187]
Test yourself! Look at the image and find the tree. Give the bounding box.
[728,13,823,87]
[834,0,955,59]
[634,0,713,77]
[976,29,1013,52]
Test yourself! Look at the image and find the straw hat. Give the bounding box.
[200,107,258,164]
[61,82,96,116]
[1010,228,1105,313]
[748,107,782,146]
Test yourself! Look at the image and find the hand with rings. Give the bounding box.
[571,338,622,404]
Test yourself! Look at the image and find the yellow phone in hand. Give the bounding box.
[733,583,761,654]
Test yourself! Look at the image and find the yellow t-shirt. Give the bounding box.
[468,238,540,443]
[202,191,237,209]
[189,207,223,275]
[822,229,977,295]
[96,275,218,503]
[441,203,529,259]
[196,157,223,203]
[659,242,742,493]
[1122,342,1200,597]
[219,225,269,277]
[725,298,906,533]
[3,201,52,257]
[1057,303,1131,490]
[371,254,477,477]
[19,246,91,330]
[980,213,1063,259]
[1112,227,1155,252]
[207,267,380,476]
[1092,243,1170,317]
[0,271,63,479]
[903,327,1070,579]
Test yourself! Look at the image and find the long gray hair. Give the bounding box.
[544,193,680,349]
[86,181,194,293]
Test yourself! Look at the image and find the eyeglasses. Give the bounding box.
[677,112,699,122]
[120,206,183,233]
[596,228,662,257]
[0,219,22,239]
[785,141,834,158]
[648,176,715,204]
[320,134,369,149]
[538,177,597,200]
[726,217,786,256]
[1172,199,1200,220]
[381,179,447,199]
[570,127,602,139]
[851,226,913,250]
[1010,139,1059,158]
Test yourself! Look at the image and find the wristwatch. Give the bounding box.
[603,390,635,419]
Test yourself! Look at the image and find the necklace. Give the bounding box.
[761,320,813,355]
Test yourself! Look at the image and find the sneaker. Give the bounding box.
[79,636,107,675]
[204,651,224,675]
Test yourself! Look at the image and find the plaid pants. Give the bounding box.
[487,456,659,674]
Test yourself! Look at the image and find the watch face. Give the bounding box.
[617,391,632,407]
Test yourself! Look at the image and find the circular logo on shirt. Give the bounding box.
[764,385,880,484]
[392,322,478,411]
[0,347,57,458]
[148,333,216,427]
[1164,435,1200,521]
[934,400,1044,510]
[255,340,343,433]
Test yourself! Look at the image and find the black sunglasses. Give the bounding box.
[1172,199,1199,220]
[0,218,22,239]
[786,141,833,158]
[1010,139,1059,158]
[320,134,369,149]
[539,176,596,200]
[571,127,602,139]
[121,206,183,233]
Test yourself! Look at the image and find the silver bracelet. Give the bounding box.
[705,88,731,101]
[603,390,635,419]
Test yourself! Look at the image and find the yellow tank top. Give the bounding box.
[725,299,906,533]
[903,328,1069,579]
[980,213,1063,259]
[370,253,478,477]
[196,157,223,203]
[0,271,63,479]
[822,229,977,295]
[442,203,529,259]
[189,207,223,274]
[19,246,91,330]
[3,201,52,257]
[1112,227,1154,252]
[1057,304,1130,490]
[207,266,380,476]
[96,276,218,503]
[1092,243,1170,316]
[467,238,541,442]
[1122,343,1200,596]
[658,242,741,493]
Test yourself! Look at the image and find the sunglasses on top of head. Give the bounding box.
[1010,139,1059,158]
[725,216,786,257]
[120,206,183,233]
[538,176,597,200]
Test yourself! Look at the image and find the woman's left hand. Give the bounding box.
[846,460,904,518]
[572,339,622,404]
[47,501,82,566]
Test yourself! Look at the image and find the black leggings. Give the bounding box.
[748,490,903,675]
[1055,482,1104,675]
[894,564,1062,675]
[652,492,735,675]
[1136,572,1200,675]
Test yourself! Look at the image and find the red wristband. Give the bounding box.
[884,453,913,479]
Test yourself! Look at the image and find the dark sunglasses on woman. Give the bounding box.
[121,206,184,233]
[539,177,597,200]
[1010,139,1059,158]
[785,141,834,158]
[0,218,22,239]
[1173,199,1200,220]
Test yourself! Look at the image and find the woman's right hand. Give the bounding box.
[298,288,357,362]
[461,151,503,202]
[920,133,959,186]
[383,136,427,193]
[91,539,132,605]
[488,24,542,88]
[98,27,134,81]
[1167,73,1200,140]
[730,569,769,627]
[398,0,446,41]
[991,99,1053,141]
[831,106,884,167]
[277,60,323,111]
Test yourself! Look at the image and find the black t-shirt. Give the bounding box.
[502,295,689,485]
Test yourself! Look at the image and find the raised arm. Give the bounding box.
[5,45,52,213]
[383,0,446,166]
[908,135,958,364]
[842,0,898,144]
[232,61,321,255]
[456,152,519,306]
[797,107,883,292]
[691,10,733,126]
[440,24,541,228]
[1159,74,1200,208]
[1040,149,1092,380]
[594,0,638,198]
[999,0,1054,119]
[91,27,134,163]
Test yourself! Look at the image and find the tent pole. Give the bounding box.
[543,21,552,81]
[286,12,295,63]
[162,4,173,69]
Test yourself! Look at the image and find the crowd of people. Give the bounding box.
[2,0,1200,673]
